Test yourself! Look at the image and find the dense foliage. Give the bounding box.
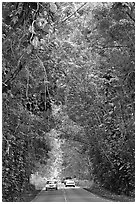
[53,2,135,196]
[2,2,135,201]
[2,2,58,201]
[2,97,51,201]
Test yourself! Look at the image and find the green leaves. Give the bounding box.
[2,2,135,200]
[53,2,134,197]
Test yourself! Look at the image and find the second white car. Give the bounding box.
[65,179,75,187]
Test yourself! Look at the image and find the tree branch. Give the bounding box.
[61,3,87,24]
[36,54,50,107]
[4,54,25,85]
[96,45,129,50]
[126,11,135,22]
[26,66,30,98]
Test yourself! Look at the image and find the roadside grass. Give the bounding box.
[20,175,46,201]
[20,188,41,202]
[76,180,135,202]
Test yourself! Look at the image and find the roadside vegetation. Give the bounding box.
[84,183,135,202]
[2,2,134,201]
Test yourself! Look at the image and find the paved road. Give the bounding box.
[32,186,111,202]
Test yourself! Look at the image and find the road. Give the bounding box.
[32,185,111,202]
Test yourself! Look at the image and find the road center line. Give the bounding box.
[63,188,67,202]
[31,186,45,202]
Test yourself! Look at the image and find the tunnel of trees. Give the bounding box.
[2,2,135,201]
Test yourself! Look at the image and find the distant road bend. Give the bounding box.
[32,185,111,202]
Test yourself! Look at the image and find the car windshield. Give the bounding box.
[65,177,72,180]
[67,180,74,183]
[46,181,55,184]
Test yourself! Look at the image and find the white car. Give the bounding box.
[45,180,58,191]
[65,179,75,187]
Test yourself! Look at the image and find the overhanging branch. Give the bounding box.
[61,3,87,24]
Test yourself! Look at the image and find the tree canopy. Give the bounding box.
[2,2,135,201]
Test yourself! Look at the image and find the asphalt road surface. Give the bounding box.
[32,186,111,202]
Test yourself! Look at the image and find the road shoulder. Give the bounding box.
[84,186,135,202]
